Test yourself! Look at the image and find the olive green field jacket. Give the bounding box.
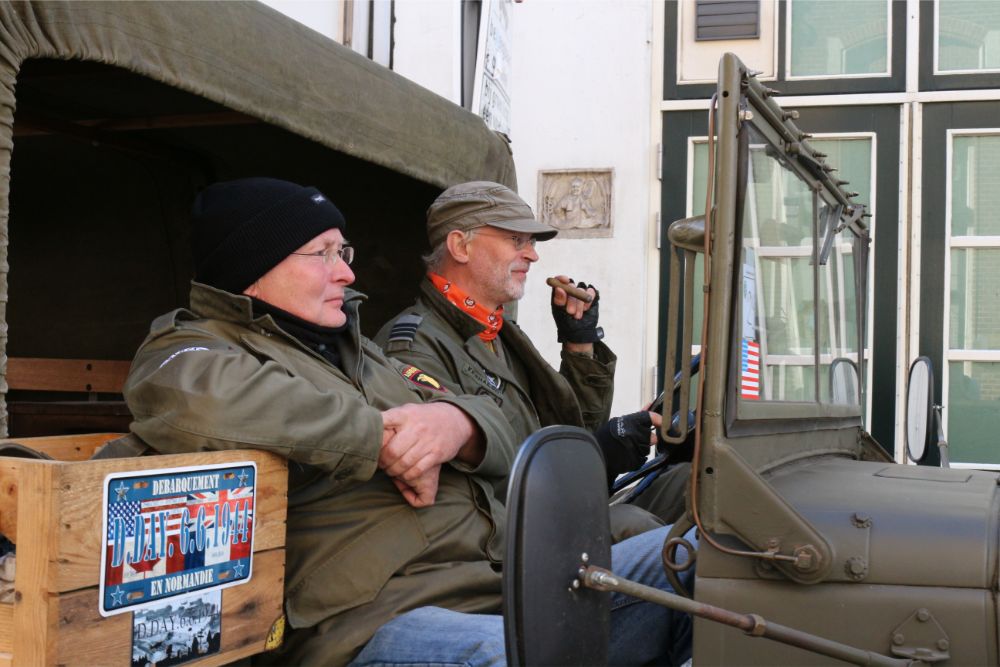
[375,278,617,446]
[124,282,514,666]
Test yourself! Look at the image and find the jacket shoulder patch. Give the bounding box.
[387,314,423,343]
[400,365,445,392]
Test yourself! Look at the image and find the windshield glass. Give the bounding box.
[737,125,862,407]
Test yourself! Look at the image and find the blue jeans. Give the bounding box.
[349,526,695,667]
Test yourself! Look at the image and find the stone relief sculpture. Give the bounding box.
[539,169,613,238]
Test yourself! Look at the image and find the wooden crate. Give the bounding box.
[0,434,288,666]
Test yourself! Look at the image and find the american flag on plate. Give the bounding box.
[741,338,760,400]
[99,462,256,617]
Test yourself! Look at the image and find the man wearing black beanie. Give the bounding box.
[122,178,691,666]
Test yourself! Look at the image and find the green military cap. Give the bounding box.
[426,181,558,248]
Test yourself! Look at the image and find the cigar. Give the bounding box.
[546,277,595,304]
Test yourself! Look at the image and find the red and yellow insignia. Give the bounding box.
[401,365,445,391]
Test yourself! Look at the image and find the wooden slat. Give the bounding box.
[53,548,285,666]
[55,450,287,592]
[0,451,285,589]
[5,358,130,393]
[12,461,60,666]
[0,435,124,542]
[210,547,286,662]
[0,433,121,462]
[0,602,10,653]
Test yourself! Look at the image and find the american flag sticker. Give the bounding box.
[741,338,760,400]
[99,462,257,617]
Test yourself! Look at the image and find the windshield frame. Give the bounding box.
[724,93,869,435]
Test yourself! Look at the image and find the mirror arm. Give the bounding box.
[933,405,950,469]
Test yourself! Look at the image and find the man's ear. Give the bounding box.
[446,230,472,265]
[243,280,260,298]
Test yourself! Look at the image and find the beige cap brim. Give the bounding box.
[485,218,558,241]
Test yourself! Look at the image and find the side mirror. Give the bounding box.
[503,426,611,666]
[829,357,859,406]
[905,357,934,464]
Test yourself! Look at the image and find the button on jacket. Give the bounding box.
[124,282,514,666]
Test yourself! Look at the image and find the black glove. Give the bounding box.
[551,281,603,343]
[594,411,656,489]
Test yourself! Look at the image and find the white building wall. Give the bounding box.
[393,1,463,104]
[509,1,656,416]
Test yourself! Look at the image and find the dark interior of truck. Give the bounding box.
[6,58,439,436]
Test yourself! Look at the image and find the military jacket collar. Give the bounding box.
[190,281,366,326]
[418,278,522,389]
[187,281,369,379]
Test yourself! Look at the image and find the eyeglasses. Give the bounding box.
[475,230,537,251]
[291,244,355,266]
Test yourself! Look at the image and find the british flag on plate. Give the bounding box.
[741,338,761,400]
[99,462,256,617]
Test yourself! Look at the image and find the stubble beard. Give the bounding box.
[479,261,526,306]
[502,261,528,303]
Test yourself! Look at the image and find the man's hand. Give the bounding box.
[380,402,484,506]
[550,274,602,352]
[390,467,441,508]
[594,411,661,488]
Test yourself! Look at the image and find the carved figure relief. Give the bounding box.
[539,169,613,238]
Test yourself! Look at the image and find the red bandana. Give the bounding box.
[429,272,504,342]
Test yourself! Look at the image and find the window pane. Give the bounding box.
[809,138,873,212]
[740,128,816,402]
[938,0,1000,72]
[789,0,888,77]
[950,248,1000,350]
[951,135,1000,236]
[818,215,860,405]
[948,361,1000,464]
[755,256,815,401]
[810,138,871,408]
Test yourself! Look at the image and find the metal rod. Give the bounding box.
[582,566,913,667]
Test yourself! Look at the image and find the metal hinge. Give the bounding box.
[656,143,662,180]
[655,211,661,249]
[890,608,951,663]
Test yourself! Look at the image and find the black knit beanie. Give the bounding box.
[191,177,346,294]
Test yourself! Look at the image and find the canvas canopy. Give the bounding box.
[0,1,515,189]
[0,1,517,436]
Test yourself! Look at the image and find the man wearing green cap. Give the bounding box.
[377,182,690,527]
[123,177,692,666]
